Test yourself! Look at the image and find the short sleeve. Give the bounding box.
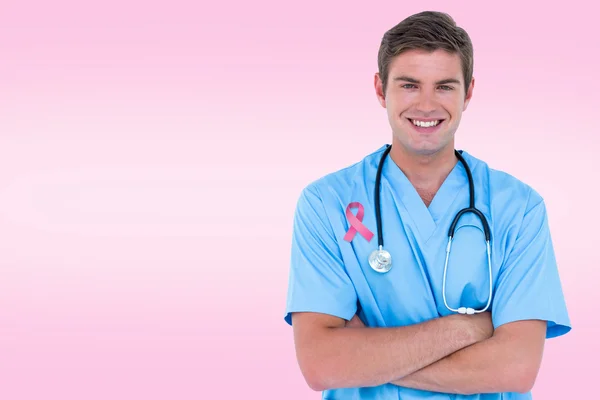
[492,198,571,338]
[284,186,358,326]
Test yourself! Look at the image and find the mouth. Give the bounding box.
[406,118,445,133]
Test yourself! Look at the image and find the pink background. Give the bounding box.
[1,1,596,398]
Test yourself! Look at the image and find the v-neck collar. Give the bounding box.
[380,149,477,242]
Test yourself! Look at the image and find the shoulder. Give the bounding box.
[292,146,387,238]
[464,150,545,215]
[463,151,551,260]
[299,145,388,202]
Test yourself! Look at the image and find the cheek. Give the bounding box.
[386,100,409,119]
[443,96,465,114]
[449,105,464,121]
[385,91,409,108]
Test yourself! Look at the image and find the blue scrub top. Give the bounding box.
[284,145,571,400]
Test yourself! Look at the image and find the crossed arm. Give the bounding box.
[292,312,546,395]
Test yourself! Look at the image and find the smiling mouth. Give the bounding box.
[407,118,445,128]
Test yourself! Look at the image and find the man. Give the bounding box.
[283,10,571,400]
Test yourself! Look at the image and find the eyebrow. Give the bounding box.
[392,76,461,85]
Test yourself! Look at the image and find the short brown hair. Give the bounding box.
[377,11,474,96]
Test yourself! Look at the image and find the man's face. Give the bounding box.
[375,49,474,157]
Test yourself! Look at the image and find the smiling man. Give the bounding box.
[284,11,571,400]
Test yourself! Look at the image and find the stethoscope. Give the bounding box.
[369,144,493,314]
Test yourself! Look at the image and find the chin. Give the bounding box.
[410,147,443,157]
[410,138,455,156]
[394,128,453,156]
[402,139,442,154]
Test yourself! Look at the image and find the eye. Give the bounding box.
[438,85,454,91]
[401,84,417,89]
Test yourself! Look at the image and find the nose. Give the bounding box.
[416,90,437,115]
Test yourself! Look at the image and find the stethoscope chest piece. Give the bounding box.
[369,246,392,273]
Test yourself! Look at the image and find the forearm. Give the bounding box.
[391,334,533,395]
[297,314,478,391]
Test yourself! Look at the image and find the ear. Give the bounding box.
[374,73,386,108]
[463,77,475,111]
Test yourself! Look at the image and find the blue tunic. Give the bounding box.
[284,145,571,399]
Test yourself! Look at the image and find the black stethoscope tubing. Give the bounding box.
[374,144,491,247]
[372,144,493,314]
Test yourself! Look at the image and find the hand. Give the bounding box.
[345,313,366,328]
[467,311,494,342]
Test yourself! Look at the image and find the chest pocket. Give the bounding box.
[443,217,492,314]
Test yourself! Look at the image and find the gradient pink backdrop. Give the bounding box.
[1,1,596,399]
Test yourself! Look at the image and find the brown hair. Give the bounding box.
[377,11,474,96]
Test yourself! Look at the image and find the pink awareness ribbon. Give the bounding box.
[343,202,374,242]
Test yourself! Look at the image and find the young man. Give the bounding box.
[284,11,571,399]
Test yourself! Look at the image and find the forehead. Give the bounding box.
[389,49,463,82]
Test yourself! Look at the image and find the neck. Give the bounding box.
[389,138,458,194]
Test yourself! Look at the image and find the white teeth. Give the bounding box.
[411,119,440,127]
